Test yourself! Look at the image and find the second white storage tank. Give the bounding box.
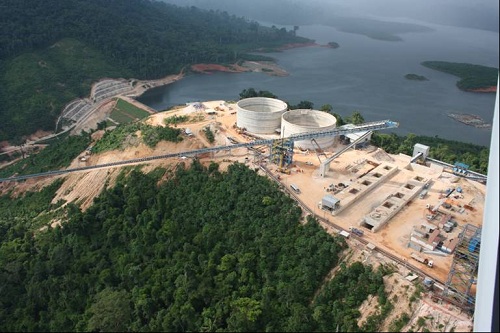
[281,109,337,149]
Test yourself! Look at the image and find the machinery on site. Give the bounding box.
[349,226,364,237]
[411,144,487,184]
[426,186,457,217]
[271,138,293,174]
[318,130,373,177]
[1,119,402,183]
[411,254,434,268]
[411,252,434,268]
[310,138,328,164]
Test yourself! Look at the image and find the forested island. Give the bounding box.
[421,61,498,92]
[404,74,428,81]
[327,42,340,49]
[0,0,312,142]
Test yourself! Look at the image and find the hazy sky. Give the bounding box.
[323,0,499,31]
[162,0,499,32]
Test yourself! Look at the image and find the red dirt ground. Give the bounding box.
[466,86,496,93]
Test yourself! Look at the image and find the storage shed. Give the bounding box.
[321,194,340,211]
[339,230,350,238]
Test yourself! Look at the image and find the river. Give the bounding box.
[137,18,498,147]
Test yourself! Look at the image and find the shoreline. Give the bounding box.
[465,86,497,93]
[1,43,315,148]
[188,42,325,77]
[447,113,492,129]
[4,40,493,147]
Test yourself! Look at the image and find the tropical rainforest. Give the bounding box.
[0,160,398,332]
[0,0,310,141]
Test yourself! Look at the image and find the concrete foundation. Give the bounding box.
[361,174,429,232]
[332,162,399,216]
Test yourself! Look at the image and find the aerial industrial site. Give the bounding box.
[3,94,485,326]
[140,97,486,314]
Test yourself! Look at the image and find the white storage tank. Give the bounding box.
[236,97,288,134]
[281,109,337,149]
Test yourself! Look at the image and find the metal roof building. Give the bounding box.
[321,194,340,210]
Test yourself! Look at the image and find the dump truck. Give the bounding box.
[411,252,433,267]
[349,226,364,237]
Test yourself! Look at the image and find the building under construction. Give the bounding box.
[443,223,481,311]
[270,138,294,170]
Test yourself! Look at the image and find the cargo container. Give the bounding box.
[339,230,350,238]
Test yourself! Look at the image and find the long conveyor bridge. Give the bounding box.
[0,120,399,183]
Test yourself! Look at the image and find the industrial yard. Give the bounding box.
[141,98,486,310]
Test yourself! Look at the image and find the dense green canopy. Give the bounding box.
[0,161,394,332]
[0,0,310,141]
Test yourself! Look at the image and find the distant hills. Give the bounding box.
[0,0,310,142]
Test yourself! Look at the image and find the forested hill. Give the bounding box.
[0,0,310,141]
[0,161,396,332]
[0,0,309,74]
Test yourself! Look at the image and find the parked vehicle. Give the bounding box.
[290,183,301,194]
[410,252,433,267]
[349,226,364,237]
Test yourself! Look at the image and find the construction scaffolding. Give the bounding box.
[270,138,294,168]
[443,223,481,311]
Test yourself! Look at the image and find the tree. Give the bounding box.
[86,288,132,332]
[239,88,258,99]
[257,90,277,98]
[331,113,345,126]
[292,100,314,109]
[239,88,277,99]
[319,104,332,113]
[227,297,262,332]
[346,111,365,125]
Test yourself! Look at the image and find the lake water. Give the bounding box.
[137,18,499,147]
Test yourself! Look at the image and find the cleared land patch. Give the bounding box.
[109,98,150,124]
